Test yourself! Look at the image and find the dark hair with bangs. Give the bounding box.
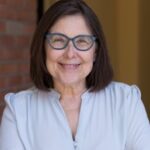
[30,0,113,92]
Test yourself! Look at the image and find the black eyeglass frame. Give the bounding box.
[45,32,97,51]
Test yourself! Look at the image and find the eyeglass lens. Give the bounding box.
[46,33,96,51]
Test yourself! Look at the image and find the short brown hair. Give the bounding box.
[30,0,113,92]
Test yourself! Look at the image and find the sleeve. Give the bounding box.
[125,86,150,150]
[0,93,25,150]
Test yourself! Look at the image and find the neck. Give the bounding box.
[55,84,86,111]
[54,82,87,99]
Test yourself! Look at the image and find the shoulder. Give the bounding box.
[104,81,141,99]
[97,82,146,123]
[89,81,141,102]
[4,87,47,116]
[107,81,139,91]
[4,87,37,109]
[4,88,59,115]
[94,81,142,111]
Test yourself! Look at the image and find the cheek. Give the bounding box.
[45,48,59,63]
[86,49,96,71]
[84,50,95,71]
[45,48,63,73]
[45,49,56,73]
[88,48,96,62]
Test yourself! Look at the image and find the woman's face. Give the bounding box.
[45,14,96,88]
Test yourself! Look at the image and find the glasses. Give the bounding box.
[45,33,96,51]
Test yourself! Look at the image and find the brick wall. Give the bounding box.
[0,0,37,119]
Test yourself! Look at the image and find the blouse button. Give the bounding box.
[73,141,77,149]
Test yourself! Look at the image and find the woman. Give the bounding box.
[0,0,150,150]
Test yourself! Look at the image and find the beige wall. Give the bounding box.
[86,0,150,117]
[44,0,150,117]
[86,0,118,78]
[86,0,140,83]
[116,0,139,84]
[139,0,150,117]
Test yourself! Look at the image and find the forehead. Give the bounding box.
[49,14,92,36]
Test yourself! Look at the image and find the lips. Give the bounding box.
[59,63,80,70]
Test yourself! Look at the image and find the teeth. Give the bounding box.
[60,64,79,69]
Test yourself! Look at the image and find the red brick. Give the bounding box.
[18,63,30,73]
[17,10,36,22]
[15,35,32,48]
[26,0,37,10]
[0,91,8,102]
[9,75,23,85]
[0,63,29,75]
[0,74,30,89]
[0,105,5,121]
[0,5,36,22]
[0,5,17,20]
[0,0,36,117]
[0,0,6,5]
[0,48,30,61]
[10,82,32,92]
[6,22,36,35]
[22,75,31,83]
[4,0,37,11]
[0,77,9,88]
[5,0,26,7]
[0,63,18,74]
[6,21,24,35]
[0,21,6,32]
[0,35,16,48]
[22,23,36,34]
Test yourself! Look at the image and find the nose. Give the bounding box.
[64,41,77,58]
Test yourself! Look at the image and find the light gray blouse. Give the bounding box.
[0,82,150,150]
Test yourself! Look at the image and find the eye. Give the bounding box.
[75,37,92,45]
[50,36,65,44]
[47,34,68,49]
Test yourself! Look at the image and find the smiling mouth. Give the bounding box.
[59,63,80,70]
